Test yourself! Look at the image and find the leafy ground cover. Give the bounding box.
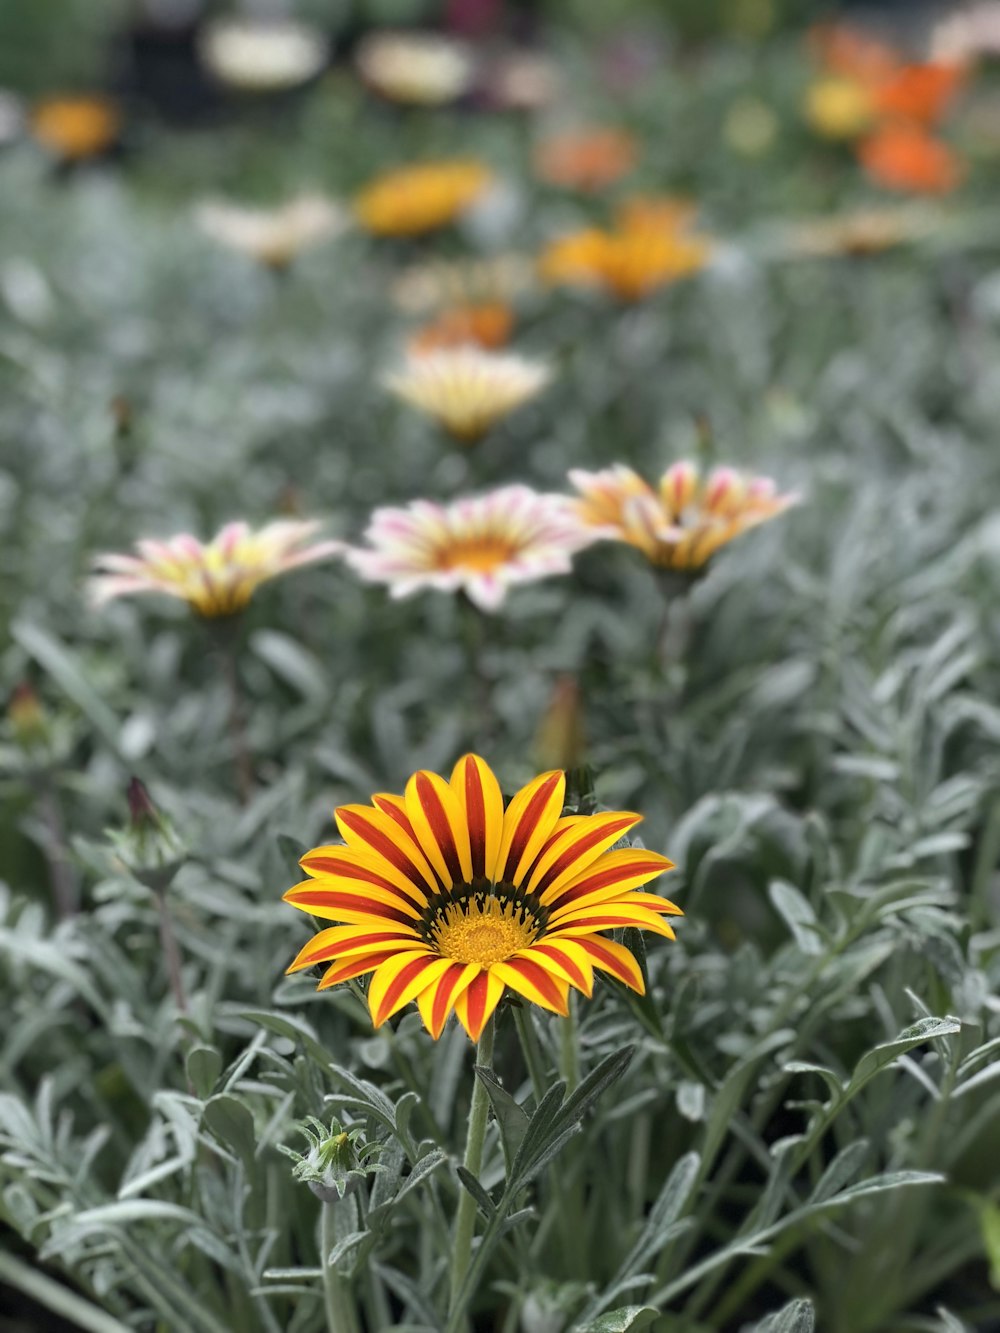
[2,5,1000,1332]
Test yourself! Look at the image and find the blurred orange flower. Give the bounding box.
[809,22,899,85]
[540,226,711,302]
[355,160,493,236]
[534,128,637,192]
[408,303,515,354]
[872,62,965,126]
[614,194,697,235]
[859,123,962,194]
[31,95,120,160]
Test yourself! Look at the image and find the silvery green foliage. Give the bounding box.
[2,20,1000,1333]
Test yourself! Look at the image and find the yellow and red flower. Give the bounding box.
[354,160,493,237]
[90,520,342,617]
[285,755,679,1040]
[569,461,798,571]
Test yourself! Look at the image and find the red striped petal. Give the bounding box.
[454,969,505,1041]
[527,811,641,900]
[491,957,569,1015]
[317,950,399,988]
[575,936,646,993]
[549,907,678,938]
[406,769,472,887]
[451,754,504,881]
[283,882,418,926]
[547,848,674,914]
[336,803,444,894]
[518,940,594,997]
[368,951,449,1027]
[287,924,420,973]
[496,770,565,886]
[298,847,427,909]
[416,962,479,1039]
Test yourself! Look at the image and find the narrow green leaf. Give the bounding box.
[769,880,824,955]
[755,1297,816,1332]
[475,1066,530,1174]
[850,1017,961,1090]
[574,1307,659,1332]
[0,1250,133,1333]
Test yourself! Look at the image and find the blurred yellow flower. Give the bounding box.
[355,30,475,105]
[540,226,712,302]
[385,347,551,441]
[198,18,328,91]
[355,160,493,236]
[614,194,698,235]
[90,521,342,618]
[31,95,120,160]
[569,461,798,570]
[805,76,876,139]
[195,196,345,268]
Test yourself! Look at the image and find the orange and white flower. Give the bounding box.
[858,123,963,194]
[198,18,328,91]
[195,195,345,268]
[534,127,637,192]
[90,520,342,617]
[569,461,798,571]
[384,346,551,441]
[285,754,679,1040]
[354,160,493,237]
[355,30,475,105]
[345,486,593,611]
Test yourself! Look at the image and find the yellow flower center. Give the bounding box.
[432,896,538,966]
[435,536,518,574]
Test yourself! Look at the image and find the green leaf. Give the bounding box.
[186,1046,222,1100]
[475,1066,530,1174]
[0,1250,133,1333]
[574,1307,659,1332]
[755,1297,816,1332]
[250,629,328,703]
[977,1200,1000,1290]
[202,1094,256,1167]
[456,1165,496,1218]
[768,880,824,955]
[850,1017,961,1091]
[239,1007,331,1068]
[702,1030,795,1171]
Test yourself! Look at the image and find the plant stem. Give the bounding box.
[513,1006,548,1104]
[321,1197,360,1333]
[154,888,188,1014]
[36,778,77,919]
[559,994,580,1093]
[215,624,254,804]
[448,1016,496,1321]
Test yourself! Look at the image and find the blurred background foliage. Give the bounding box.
[3,0,1000,1331]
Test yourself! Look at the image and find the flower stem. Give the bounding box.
[321,1197,360,1333]
[558,993,580,1093]
[513,1006,548,1104]
[448,1016,496,1321]
[216,626,255,804]
[154,888,188,1014]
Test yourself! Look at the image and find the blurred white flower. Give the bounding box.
[355,30,475,105]
[195,195,346,268]
[931,3,1000,60]
[198,18,328,91]
[486,49,560,110]
[384,346,551,441]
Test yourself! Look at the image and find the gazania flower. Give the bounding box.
[198,18,328,92]
[784,207,937,258]
[391,253,535,315]
[407,302,514,354]
[195,196,345,269]
[933,4,1000,62]
[345,485,593,611]
[872,62,965,126]
[284,754,679,1040]
[355,30,475,105]
[486,49,560,110]
[90,520,342,617]
[534,127,637,192]
[354,160,493,236]
[859,123,962,194]
[383,346,551,441]
[569,461,798,571]
[30,95,121,161]
[804,76,876,140]
[539,227,712,302]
